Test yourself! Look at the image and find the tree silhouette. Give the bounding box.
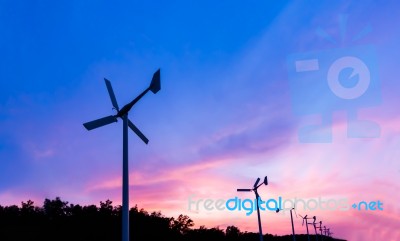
[0,198,347,241]
[185,225,225,241]
[170,214,194,235]
[226,225,241,241]
[43,197,68,218]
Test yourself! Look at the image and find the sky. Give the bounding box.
[1,0,400,240]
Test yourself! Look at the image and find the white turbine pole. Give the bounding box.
[122,113,129,241]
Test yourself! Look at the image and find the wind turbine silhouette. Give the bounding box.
[311,216,319,241]
[327,228,333,238]
[237,176,269,241]
[290,207,297,241]
[83,69,161,241]
[275,206,296,241]
[323,226,328,236]
[318,221,324,240]
[299,214,313,241]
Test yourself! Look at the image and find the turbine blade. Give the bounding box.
[83,115,117,130]
[104,78,120,111]
[128,119,149,144]
[263,176,268,185]
[253,177,260,188]
[237,189,252,192]
[149,68,161,94]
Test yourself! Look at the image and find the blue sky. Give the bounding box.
[1,1,400,240]
[0,0,290,188]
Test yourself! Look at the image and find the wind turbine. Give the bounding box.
[318,221,324,241]
[83,69,161,241]
[323,226,328,236]
[299,214,312,241]
[311,216,319,241]
[327,228,333,238]
[276,206,296,241]
[289,207,297,241]
[237,176,269,241]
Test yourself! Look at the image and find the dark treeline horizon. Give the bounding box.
[0,197,346,241]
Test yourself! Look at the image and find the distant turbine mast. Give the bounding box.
[83,69,161,241]
[290,207,297,241]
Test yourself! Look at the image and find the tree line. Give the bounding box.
[0,197,346,241]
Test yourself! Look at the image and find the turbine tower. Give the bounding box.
[83,69,161,241]
[290,207,297,241]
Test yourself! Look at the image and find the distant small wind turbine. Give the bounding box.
[290,207,297,241]
[299,214,313,241]
[311,216,319,241]
[323,226,328,236]
[83,69,161,241]
[318,221,323,238]
[237,176,269,241]
[276,206,297,241]
[327,228,333,238]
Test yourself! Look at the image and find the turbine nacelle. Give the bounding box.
[237,176,268,193]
